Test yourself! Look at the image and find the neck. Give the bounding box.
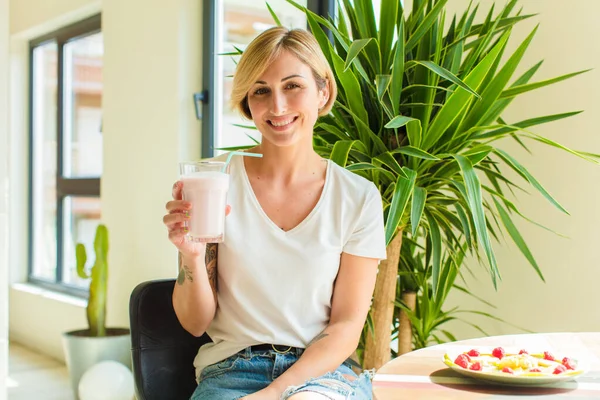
[247,140,322,183]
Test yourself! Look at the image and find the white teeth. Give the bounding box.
[270,118,294,127]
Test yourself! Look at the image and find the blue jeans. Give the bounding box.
[191,347,374,400]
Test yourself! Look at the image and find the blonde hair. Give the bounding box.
[230,26,337,120]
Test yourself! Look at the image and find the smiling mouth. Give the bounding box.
[268,117,298,128]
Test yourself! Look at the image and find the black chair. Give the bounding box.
[129,279,212,400]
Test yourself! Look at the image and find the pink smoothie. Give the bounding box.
[181,171,229,242]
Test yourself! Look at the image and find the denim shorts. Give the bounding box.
[190,346,374,400]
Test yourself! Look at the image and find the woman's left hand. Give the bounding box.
[241,386,281,400]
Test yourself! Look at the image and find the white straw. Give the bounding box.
[222,151,263,172]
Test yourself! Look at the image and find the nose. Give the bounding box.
[270,90,287,115]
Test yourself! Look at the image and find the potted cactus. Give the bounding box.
[62,224,131,399]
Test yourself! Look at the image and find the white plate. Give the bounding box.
[442,350,587,386]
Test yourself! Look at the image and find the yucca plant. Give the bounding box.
[281,0,597,369]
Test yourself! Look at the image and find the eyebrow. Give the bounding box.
[255,74,305,84]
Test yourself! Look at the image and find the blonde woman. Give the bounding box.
[163,26,386,400]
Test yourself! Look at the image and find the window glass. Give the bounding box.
[31,42,58,281]
[215,1,308,154]
[62,32,103,178]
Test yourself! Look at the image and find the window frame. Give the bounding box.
[27,14,102,297]
[200,0,336,158]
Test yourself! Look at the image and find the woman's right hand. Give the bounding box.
[164,181,202,256]
[164,181,232,257]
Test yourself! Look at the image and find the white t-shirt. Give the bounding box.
[193,154,387,379]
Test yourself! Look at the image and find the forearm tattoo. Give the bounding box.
[205,244,218,297]
[176,246,218,299]
[307,332,329,347]
[176,252,194,285]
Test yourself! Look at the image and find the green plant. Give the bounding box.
[75,224,108,337]
[280,0,598,369]
[392,234,528,353]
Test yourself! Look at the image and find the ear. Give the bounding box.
[318,81,330,109]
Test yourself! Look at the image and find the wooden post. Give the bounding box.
[398,290,417,355]
[363,231,403,369]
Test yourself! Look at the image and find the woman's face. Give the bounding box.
[246,50,328,148]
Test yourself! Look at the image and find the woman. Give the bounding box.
[163,26,386,400]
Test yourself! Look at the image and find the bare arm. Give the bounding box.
[267,252,379,396]
[172,243,219,337]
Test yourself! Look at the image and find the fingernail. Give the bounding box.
[185,211,189,217]
[183,228,188,233]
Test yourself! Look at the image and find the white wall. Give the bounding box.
[1,0,10,395]
[8,0,203,361]
[100,0,202,328]
[439,0,600,339]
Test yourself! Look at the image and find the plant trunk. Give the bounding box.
[363,231,403,370]
[398,290,417,356]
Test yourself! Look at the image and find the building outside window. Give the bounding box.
[28,15,103,296]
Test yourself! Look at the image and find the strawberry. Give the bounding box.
[519,349,528,355]
[529,368,542,373]
[492,347,505,359]
[469,362,482,371]
[502,367,514,374]
[467,349,480,357]
[544,351,555,361]
[562,357,576,370]
[454,354,470,369]
[553,365,567,375]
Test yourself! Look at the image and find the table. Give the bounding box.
[373,332,600,399]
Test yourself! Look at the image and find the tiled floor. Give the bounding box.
[8,341,74,400]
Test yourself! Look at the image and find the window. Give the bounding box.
[28,15,103,296]
[200,0,335,157]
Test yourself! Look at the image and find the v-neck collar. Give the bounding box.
[237,155,331,235]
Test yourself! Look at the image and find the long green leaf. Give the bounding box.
[376,75,391,102]
[390,18,405,116]
[374,152,404,175]
[422,31,509,151]
[405,0,449,53]
[385,116,418,129]
[406,60,480,98]
[385,169,417,245]
[379,0,398,70]
[492,197,544,281]
[478,60,544,127]
[407,119,422,149]
[266,3,282,26]
[344,38,373,71]
[347,163,396,182]
[316,122,351,141]
[425,209,442,299]
[411,187,427,236]
[330,140,358,167]
[454,204,472,246]
[392,146,439,160]
[500,70,590,98]
[475,111,583,139]
[460,26,539,132]
[355,0,378,39]
[494,149,569,214]
[453,154,500,286]
[335,102,388,154]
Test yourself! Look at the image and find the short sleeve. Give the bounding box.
[342,184,387,260]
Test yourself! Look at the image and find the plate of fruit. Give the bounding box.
[443,347,587,386]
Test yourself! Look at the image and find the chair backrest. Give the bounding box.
[129,279,212,400]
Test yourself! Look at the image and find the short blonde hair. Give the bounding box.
[230,26,337,120]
